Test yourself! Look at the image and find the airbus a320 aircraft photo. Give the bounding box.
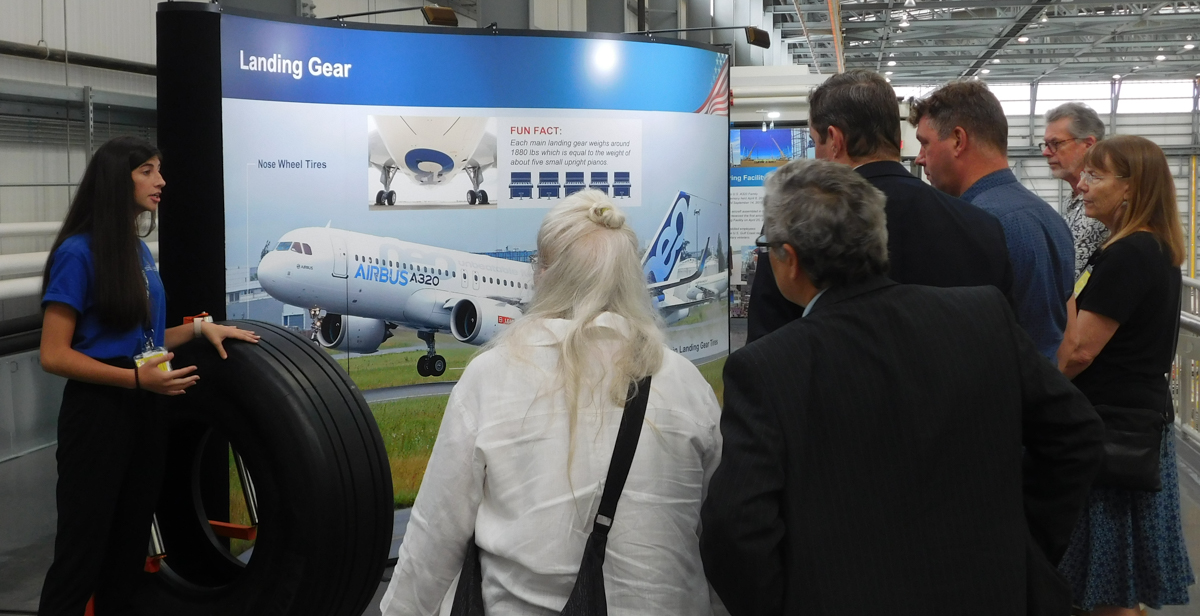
[256,192,727,377]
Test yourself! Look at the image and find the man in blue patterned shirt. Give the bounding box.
[909,81,1074,360]
[1043,102,1109,280]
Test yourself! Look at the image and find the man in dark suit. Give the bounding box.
[701,159,1104,616]
[747,69,1014,344]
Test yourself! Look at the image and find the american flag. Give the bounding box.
[694,59,729,116]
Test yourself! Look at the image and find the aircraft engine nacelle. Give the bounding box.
[663,308,690,326]
[317,314,392,354]
[450,299,522,345]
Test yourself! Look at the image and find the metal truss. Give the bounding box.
[770,0,1200,84]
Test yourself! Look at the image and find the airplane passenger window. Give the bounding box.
[302,244,312,255]
[354,255,359,262]
[503,280,507,287]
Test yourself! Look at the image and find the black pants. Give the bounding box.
[38,374,166,616]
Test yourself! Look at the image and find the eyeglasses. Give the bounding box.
[755,235,784,250]
[1038,138,1083,154]
[1079,169,1128,186]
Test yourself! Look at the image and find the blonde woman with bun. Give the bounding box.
[380,190,724,616]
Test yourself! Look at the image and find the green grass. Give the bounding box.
[698,355,726,407]
[371,396,451,508]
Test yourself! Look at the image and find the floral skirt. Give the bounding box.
[1058,425,1195,609]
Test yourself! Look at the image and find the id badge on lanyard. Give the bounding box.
[133,267,170,371]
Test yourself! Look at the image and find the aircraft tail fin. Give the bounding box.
[642,192,691,286]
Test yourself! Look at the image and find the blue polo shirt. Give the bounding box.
[42,234,166,360]
[961,169,1074,359]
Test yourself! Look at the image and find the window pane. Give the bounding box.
[303,244,312,255]
[277,242,291,251]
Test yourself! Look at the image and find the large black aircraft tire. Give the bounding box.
[140,320,393,616]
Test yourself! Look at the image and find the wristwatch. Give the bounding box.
[185,312,213,339]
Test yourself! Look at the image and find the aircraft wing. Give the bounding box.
[486,295,526,309]
[655,295,713,312]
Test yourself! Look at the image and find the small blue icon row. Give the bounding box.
[509,171,631,199]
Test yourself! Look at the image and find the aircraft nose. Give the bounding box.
[257,251,286,296]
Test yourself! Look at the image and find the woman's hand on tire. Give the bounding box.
[201,322,261,359]
[138,353,199,395]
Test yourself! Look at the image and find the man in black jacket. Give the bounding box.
[701,159,1103,616]
[747,69,1014,343]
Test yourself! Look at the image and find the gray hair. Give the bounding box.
[488,189,664,430]
[763,159,889,287]
[1046,102,1105,140]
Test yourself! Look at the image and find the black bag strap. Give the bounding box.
[591,376,652,537]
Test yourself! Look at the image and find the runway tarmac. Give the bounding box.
[362,381,458,403]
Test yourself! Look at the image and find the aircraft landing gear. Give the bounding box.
[308,307,323,344]
[416,330,446,377]
[464,165,488,205]
[375,165,399,206]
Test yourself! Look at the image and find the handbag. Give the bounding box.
[449,376,653,616]
[1092,403,1167,492]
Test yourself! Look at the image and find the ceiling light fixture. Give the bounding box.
[993,58,1001,63]
[981,68,991,74]
[1157,54,1166,60]
[899,16,910,27]
[767,111,781,119]
[904,0,916,7]
[1113,74,1121,80]
[1186,44,1196,50]
[1017,36,1030,43]
[1040,13,1048,22]
[888,60,897,66]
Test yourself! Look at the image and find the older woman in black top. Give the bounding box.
[1057,135,1193,614]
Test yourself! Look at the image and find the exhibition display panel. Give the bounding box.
[154,5,730,615]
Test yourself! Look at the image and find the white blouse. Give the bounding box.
[380,313,724,616]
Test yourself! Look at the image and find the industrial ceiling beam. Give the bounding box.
[873,0,896,72]
[1033,2,1171,81]
[829,0,1191,10]
[842,11,1199,30]
[790,0,823,74]
[828,0,846,72]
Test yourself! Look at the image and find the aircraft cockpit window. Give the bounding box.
[276,242,291,251]
[290,243,303,254]
[302,243,312,255]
